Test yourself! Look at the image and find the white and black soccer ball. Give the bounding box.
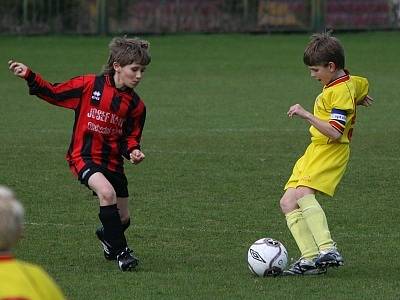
[247,238,288,277]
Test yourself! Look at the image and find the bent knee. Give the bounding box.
[97,188,117,205]
[280,194,299,214]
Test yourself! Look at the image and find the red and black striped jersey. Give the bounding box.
[24,69,146,175]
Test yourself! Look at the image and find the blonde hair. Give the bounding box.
[0,186,24,250]
[102,36,151,76]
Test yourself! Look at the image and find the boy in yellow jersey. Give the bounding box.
[0,186,66,299]
[280,32,373,275]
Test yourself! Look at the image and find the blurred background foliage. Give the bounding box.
[0,0,399,35]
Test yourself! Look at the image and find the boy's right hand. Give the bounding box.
[8,60,28,78]
[287,103,312,119]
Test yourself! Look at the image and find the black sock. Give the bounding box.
[98,204,127,252]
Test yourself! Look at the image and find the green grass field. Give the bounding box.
[1,31,399,299]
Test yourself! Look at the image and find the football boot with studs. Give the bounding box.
[117,247,139,271]
[283,258,327,276]
[315,247,344,268]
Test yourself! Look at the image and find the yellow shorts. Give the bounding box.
[284,142,350,196]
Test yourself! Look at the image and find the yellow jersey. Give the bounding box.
[0,254,66,300]
[310,73,369,144]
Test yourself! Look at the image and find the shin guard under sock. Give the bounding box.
[98,204,127,252]
[286,209,319,259]
[298,194,334,251]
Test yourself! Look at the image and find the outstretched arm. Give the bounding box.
[287,103,342,140]
[8,59,83,110]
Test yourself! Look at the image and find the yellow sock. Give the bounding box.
[297,194,334,251]
[285,209,319,259]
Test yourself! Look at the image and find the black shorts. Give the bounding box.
[78,163,129,198]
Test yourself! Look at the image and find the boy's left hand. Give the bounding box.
[358,95,373,107]
[130,149,145,165]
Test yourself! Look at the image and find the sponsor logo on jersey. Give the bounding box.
[91,90,101,101]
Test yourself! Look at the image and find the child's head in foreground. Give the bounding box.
[0,186,24,251]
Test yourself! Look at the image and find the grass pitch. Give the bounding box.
[0,32,399,299]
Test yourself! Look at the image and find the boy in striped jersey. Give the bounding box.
[9,36,151,271]
[280,32,373,275]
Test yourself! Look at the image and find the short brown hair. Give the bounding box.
[303,32,345,69]
[103,36,151,76]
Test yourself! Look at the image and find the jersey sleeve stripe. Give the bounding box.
[34,87,83,102]
[329,120,345,134]
[26,72,83,109]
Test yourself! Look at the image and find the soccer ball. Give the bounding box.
[247,238,288,277]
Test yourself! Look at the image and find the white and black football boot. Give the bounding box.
[315,247,344,268]
[283,258,327,276]
[117,247,139,271]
